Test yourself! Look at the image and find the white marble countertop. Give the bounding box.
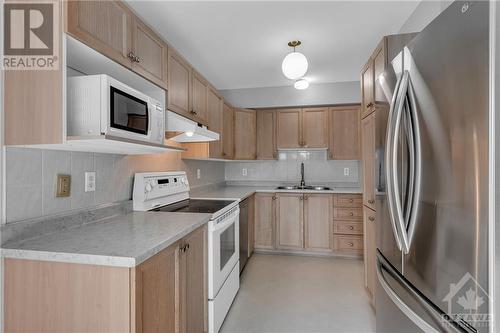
[191,185,362,201]
[1,211,211,267]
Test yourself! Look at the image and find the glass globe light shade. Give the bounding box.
[282,52,308,80]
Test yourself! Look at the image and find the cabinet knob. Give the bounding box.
[299,196,303,201]
[349,199,354,203]
[348,226,354,230]
[368,199,375,204]
[304,195,308,200]
[272,196,277,200]
[369,216,375,222]
[366,102,373,108]
[349,212,354,216]
[347,242,354,247]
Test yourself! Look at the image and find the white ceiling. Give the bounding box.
[127,1,419,90]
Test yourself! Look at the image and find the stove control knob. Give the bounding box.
[145,182,153,192]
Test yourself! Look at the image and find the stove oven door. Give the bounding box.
[208,208,240,299]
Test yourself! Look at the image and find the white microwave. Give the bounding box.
[67,74,164,145]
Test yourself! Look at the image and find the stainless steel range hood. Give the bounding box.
[165,111,219,142]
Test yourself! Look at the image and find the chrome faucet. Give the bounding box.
[300,162,305,187]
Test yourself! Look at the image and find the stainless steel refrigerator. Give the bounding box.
[375,1,492,332]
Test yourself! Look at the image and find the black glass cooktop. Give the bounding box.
[152,199,236,214]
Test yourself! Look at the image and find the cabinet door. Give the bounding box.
[134,243,178,333]
[67,1,133,68]
[361,59,374,119]
[373,39,387,105]
[168,48,192,118]
[234,109,257,160]
[256,109,277,159]
[364,206,376,304]
[222,103,234,159]
[182,226,208,333]
[328,106,360,160]
[192,72,209,124]
[248,194,255,256]
[254,193,275,250]
[208,89,224,158]
[276,108,301,148]
[131,18,167,88]
[304,194,333,252]
[276,193,304,250]
[302,108,328,148]
[362,113,376,210]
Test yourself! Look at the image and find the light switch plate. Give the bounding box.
[197,169,201,179]
[344,168,350,176]
[56,174,71,197]
[85,172,96,192]
[242,168,247,176]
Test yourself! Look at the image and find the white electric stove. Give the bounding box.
[133,172,240,333]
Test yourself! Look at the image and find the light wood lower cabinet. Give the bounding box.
[333,194,364,255]
[4,225,207,333]
[364,205,376,306]
[254,193,276,250]
[276,193,304,250]
[304,194,333,252]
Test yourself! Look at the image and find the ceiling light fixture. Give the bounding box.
[282,40,308,80]
[294,78,309,90]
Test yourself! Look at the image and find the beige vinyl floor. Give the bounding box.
[220,254,376,333]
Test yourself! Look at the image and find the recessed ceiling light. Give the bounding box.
[294,78,309,90]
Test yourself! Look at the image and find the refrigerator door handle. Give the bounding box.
[385,71,407,252]
[376,251,469,333]
[405,74,422,249]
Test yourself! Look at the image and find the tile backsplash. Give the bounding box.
[225,150,360,184]
[4,148,225,224]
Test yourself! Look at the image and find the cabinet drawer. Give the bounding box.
[334,235,363,252]
[334,221,363,235]
[334,207,363,221]
[335,194,362,208]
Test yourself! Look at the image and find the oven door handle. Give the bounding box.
[212,211,239,232]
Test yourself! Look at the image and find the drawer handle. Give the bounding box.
[348,226,354,230]
[369,216,375,222]
[368,199,375,204]
[347,242,354,247]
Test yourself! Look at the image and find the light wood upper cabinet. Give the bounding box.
[302,108,328,148]
[276,108,302,148]
[276,193,304,250]
[256,109,277,159]
[131,18,167,89]
[361,59,375,119]
[192,72,209,123]
[208,89,224,159]
[372,40,386,105]
[134,241,178,333]
[364,206,376,306]
[67,1,133,68]
[222,103,234,159]
[234,109,257,160]
[304,194,332,252]
[362,112,376,210]
[254,193,276,250]
[328,106,360,160]
[168,48,192,118]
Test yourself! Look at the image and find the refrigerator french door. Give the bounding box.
[375,1,490,333]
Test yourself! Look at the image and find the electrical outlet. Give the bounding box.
[344,168,350,176]
[56,174,71,197]
[242,168,247,176]
[85,172,96,192]
[197,169,201,179]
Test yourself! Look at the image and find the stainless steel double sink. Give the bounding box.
[275,185,332,191]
